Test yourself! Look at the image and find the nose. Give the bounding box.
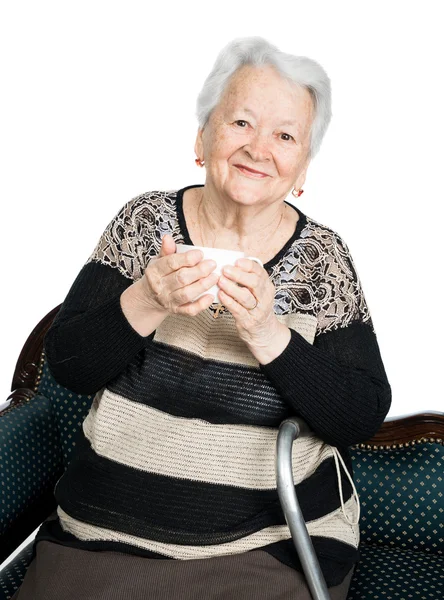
[243,131,272,163]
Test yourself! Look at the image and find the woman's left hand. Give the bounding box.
[218,258,291,363]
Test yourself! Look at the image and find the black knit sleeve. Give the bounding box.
[260,235,392,447]
[44,197,155,395]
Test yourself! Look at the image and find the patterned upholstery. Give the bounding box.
[350,444,443,554]
[0,542,33,600]
[347,543,444,599]
[0,394,62,537]
[0,355,95,600]
[347,445,444,598]
[1,353,443,599]
[36,360,94,467]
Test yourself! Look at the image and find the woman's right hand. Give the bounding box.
[123,234,219,328]
[139,234,219,316]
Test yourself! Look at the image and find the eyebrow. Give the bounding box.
[242,107,298,127]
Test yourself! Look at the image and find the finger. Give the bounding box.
[234,258,263,272]
[217,288,249,316]
[169,271,219,306]
[157,247,204,277]
[221,264,259,289]
[163,258,217,292]
[218,274,254,307]
[176,292,217,317]
[159,234,176,258]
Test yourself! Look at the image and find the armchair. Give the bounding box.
[1,307,443,599]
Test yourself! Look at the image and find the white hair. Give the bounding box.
[195,36,332,161]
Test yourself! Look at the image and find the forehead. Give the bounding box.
[219,64,314,126]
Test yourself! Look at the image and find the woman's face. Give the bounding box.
[195,64,315,208]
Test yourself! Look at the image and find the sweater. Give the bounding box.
[37,183,392,588]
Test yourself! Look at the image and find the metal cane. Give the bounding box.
[276,417,331,600]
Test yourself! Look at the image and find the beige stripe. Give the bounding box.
[277,312,317,345]
[82,389,333,490]
[308,494,360,548]
[57,495,359,560]
[153,310,317,366]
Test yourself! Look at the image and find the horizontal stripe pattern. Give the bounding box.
[107,343,293,427]
[38,188,373,588]
[153,310,317,366]
[57,491,359,560]
[83,389,334,489]
[55,428,353,544]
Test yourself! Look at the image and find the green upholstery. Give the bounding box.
[0,395,62,538]
[36,361,94,467]
[347,543,444,599]
[0,360,94,543]
[346,446,444,598]
[1,354,443,599]
[351,444,443,553]
[0,543,33,600]
[0,357,95,599]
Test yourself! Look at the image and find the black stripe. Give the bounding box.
[108,342,294,427]
[55,431,353,546]
[262,537,359,588]
[35,517,357,589]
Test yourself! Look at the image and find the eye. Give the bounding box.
[280,133,294,142]
[234,120,248,128]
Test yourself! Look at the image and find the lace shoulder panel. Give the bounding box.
[86,190,183,281]
[304,216,373,335]
[269,215,372,334]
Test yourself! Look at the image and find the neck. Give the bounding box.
[197,184,286,250]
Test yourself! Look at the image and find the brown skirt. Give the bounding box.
[11,541,354,600]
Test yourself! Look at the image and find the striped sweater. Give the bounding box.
[38,183,392,587]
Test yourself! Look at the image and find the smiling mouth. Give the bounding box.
[234,164,269,178]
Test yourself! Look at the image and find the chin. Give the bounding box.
[223,178,270,204]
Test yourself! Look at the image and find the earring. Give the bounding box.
[292,188,304,198]
[195,157,205,167]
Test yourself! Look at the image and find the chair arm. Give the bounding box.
[0,394,64,564]
[276,417,331,600]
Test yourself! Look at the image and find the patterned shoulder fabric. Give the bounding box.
[303,218,373,335]
[86,190,183,282]
[84,190,373,339]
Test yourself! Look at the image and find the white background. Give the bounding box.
[1,0,443,569]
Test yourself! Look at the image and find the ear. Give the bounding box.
[194,127,204,160]
[293,159,311,191]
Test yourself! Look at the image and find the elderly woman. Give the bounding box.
[13,36,391,600]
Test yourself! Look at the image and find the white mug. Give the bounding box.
[176,244,263,304]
